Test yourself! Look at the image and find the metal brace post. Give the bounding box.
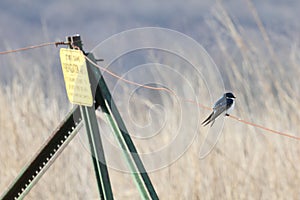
[67,35,114,200]
[1,34,158,200]
[85,49,159,200]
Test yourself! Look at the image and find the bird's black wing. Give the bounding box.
[202,111,214,126]
[210,103,227,121]
[202,99,228,126]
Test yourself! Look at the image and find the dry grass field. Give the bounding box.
[1,2,300,200]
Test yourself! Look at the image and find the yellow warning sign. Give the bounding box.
[59,48,93,107]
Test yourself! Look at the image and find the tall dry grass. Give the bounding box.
[1,2,300,200]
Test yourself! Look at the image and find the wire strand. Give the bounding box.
[0,43,298,142]
[0,42,62,55]
[85,56,300,141]
[229,115,300,140]
[85,56,172,93]
[186,99,300,141]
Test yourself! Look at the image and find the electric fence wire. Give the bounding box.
[0,41,66,55]
[1,41,299,142]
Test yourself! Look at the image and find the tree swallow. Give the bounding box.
[202,92,236,126]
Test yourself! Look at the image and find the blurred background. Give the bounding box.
[0,0,300,199]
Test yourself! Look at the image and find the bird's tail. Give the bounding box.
[202,112,214,126]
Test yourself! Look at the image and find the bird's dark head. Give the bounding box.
[225,92,236,98]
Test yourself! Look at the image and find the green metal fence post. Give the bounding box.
[67,35,114,200]
[86,53,159,200]
[69,34,158,199]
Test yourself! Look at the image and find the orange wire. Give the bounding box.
[0,42,58,55]
[1,43,298,142]
[229,115,300,141]
[184,99,212,110]
[186,98,300,141]
[85,56,172,93]
[85,56,300,141]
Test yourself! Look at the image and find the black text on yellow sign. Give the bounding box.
[59,48,93,107]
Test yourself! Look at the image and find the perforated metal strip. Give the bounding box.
[1,106,83,200]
